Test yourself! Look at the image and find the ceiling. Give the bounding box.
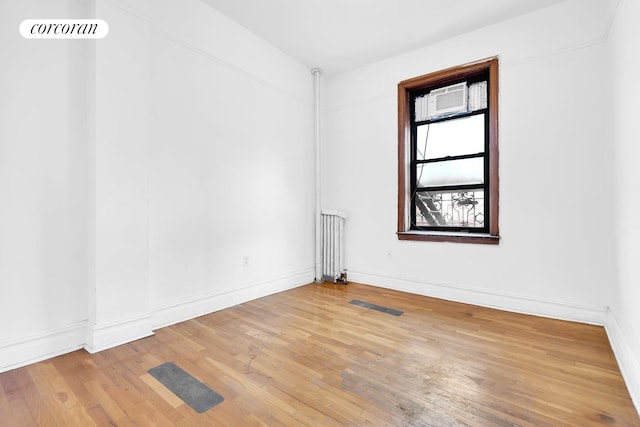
[200,0,568,76]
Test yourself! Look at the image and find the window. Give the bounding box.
[397,57,499,244]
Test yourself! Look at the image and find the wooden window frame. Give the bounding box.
[397,57,499,244]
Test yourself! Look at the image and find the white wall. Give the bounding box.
[0,0,315,370]
[86,0,154,351]
[608,0,640,410]
[146,0,315,326]
[322,0,639,411]
[322,0,617,323]
[0,0,89,369]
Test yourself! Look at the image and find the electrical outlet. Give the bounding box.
[242,256,249,267]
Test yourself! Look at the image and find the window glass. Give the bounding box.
[415,190,485,228]
[416,114,485,160]
[416,157,484,187]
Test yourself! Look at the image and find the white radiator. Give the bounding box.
[321,210,347,283]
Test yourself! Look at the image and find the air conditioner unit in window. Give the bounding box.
[428,82,468,119]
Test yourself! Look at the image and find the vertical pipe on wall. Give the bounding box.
[312,68,322,282]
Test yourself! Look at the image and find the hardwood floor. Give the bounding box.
[1,282,638,426]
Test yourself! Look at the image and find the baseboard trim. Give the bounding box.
[605,309,640,417]
[350,273,639,416]
[0,321,87,374]
[0,270,314,371]
[150,268,315,330]
[85,314,154,354]
[348,271,608,325]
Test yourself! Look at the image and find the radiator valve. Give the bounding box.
[336,270,348,285]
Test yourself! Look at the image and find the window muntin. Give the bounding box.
[397,57,499,244]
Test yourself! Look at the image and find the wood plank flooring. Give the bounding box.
[0,282,638,426]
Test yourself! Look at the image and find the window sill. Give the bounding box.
[397,231,500,245]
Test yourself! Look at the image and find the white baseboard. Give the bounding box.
[348,271,609,325]
[85,313,154,354]
[349,271,640,416]
[0,321,87,374]
[1,269,637,419]
[151,268,314,330]
[0,269,313,371]
[605,309,640,417]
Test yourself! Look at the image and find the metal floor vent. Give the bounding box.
[349,299,404,316]
[148,362,224,413]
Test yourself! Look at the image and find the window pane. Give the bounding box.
[416,114,484,160]
[416,157,484,187]
[414,190,485,228]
